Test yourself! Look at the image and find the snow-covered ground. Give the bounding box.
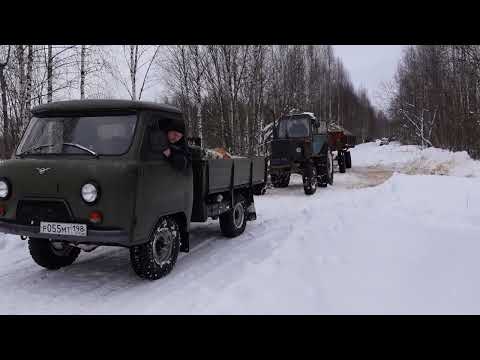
[1,142,480,314]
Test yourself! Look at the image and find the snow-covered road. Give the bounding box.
[1,142,480,314]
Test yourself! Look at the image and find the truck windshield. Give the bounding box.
[277,117,310,138]
[16,115,137,156]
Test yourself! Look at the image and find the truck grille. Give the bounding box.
[16,200,72,226]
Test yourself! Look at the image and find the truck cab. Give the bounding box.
[0,100,265,280]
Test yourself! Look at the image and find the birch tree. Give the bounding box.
[105,45,160,101]
[0,46,11,155]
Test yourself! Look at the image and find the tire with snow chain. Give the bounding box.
[345,151,352,169]
[220,195,247,238]
[130,216,181,280]
[28,238,80,270]
[270,174,281,187]
[319,149,334,187]
[271,172,290,188]
[303,165,317,195]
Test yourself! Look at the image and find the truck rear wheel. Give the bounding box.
[345,151,352,169]
[220,195,247,237]
[130,216,181,280]
[28,238,80,270]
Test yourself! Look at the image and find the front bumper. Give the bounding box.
[0,221,130,247]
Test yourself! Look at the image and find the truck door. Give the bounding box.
[134,121,193,244]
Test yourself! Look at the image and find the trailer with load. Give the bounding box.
[0,100,265,280]
[327,123,356,173]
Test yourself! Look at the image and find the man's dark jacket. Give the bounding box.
[166,137,191,172]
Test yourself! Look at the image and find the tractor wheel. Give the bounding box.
[272,172,290,188]
[345,151,352,169]
[338,151,346,173]
[303,165,317,195]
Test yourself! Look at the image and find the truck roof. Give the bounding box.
[31,99,182,116]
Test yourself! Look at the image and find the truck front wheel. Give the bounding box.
[130,217,181,280]
[28,238,80,270]
[220,195,247,237]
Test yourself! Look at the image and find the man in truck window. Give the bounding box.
[162,125,191,172]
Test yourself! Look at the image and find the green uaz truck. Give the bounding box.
[0,100,265,280]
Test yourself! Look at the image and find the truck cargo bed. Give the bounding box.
[190,149,266,222]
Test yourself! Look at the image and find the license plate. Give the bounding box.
[40,222,87,237]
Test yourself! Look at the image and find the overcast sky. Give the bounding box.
[333,45,406,110]
[106,45,407,110]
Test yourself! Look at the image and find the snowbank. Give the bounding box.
[351,142,480,177]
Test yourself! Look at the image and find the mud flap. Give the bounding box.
[180,230,189,252]
[246,203,257,221]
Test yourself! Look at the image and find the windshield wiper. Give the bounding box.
[18,143,98,158]
[62,143,99,158]
[18,143,55,157]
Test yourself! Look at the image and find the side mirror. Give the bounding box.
[149,130,169,153]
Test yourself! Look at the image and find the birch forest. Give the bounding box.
[387,45,480,159]
[1,44,392,158]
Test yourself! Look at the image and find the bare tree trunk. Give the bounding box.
[193,48,203,140]
[130,45,138,100]
[0,46,10,156]
[11,45,27,145]
[196,98,202,139]
[138,46,159,101]
[16,45,26,127]
[25,45,33,119]
[80,45,86,99]
[47,45,53,103]
[0,72,8,155]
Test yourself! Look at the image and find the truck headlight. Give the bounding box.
[296,147,302,153]
[0,179,10,199]
[81,182,99,204]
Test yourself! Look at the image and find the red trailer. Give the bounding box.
[327,123,356,173]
